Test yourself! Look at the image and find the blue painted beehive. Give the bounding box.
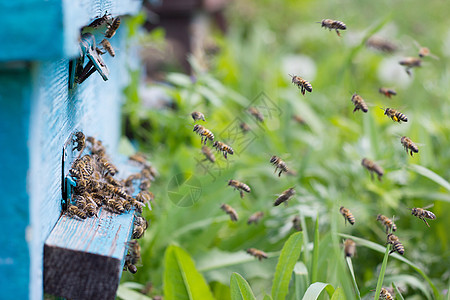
[0,1,141,299]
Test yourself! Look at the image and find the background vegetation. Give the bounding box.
[119,0,450,299]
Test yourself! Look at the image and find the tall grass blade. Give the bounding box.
[293,262,310,300]
[408,164,450,192]
[330,287,345,300]
[392,282,405,300]
[374,243,391,300]
[345,256,361,299]
[263,295,273,300]
[230,272,257,300]
[271,232,303,300]
[117,284,152,300]
[311,215,319,283]
[301,282,335,300]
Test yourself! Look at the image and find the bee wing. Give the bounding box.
[422,204,434,210]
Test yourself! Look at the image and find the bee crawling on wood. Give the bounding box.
[400,136,419,157]
[73,131,86,152]
[67,205,87,220]
[124,240,141,274]
[411,205,436,227]
[318,19,347,36]
[104,16,121,38]
[289,74,312,95]
[247,248,268,261]
[228,179,251,198]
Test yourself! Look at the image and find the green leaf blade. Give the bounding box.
[230,272,257,300]
[301,282,335,300]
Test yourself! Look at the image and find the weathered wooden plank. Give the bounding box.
[44,208,135,300]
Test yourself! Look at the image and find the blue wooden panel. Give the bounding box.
[0,64,32,300]
[0,0,141,61]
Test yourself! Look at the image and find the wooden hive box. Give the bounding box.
[0,1,142,299]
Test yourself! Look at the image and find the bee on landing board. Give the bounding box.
[270,155,289,177]
[386,233,404,255]
[344,239,356,257]
[88,11,112,28]
[351,93,368,113]
[411,205,436,227]
[67,205,87,219]
[221,204,238,221]
[193,124,215,145]
[73,131,86,152]
[318,19,347,36]
[400,136,419,156]
[379,87,397,98]
[289,74,312,95]
[376,214,397,233]
[361,158,384,181]
[274,187,295,206]
[339,206,355,225]
[191,111,206,122]
[383,107,408,123]
[212,141,234,159]
[104,16,121,38]
[247,248,268,261]
[228,180,251,198]
[247,211,264,225]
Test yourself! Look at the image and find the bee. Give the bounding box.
[193,124,215,145]
[247,211,264,225]
[99,157,118,176]
[191,111,206,122]
[248,107,264,122]
[124,240,141,273]
[274,187,295,206]
[85,202,98,217]
[344,239,356,257]
[100,39,115,57]
[136,191,153,205]
[379,288,394,300]
[104,16,121,38]
[133,216,149,239]
[339,206,355,225]
[366,36,397,53]
[351,93,368,113]
[270,155,288,177]
[240,122,251,133]
[246,248,268,261]
[387,233,404,255]
[289,74,312,95]
[292,215,302,231]
[89,139,106,157]
[293,115,306,125]
[361,158,384,181]
[106,198,125,213]
[383,108,408,123]
[221,204,238,221]
[319,19,347,36]
[201,146,216,163]
[411,205,436,227]
[140,178,151,190]
[228,180,251,198]
[399,57,422,76]
[67,205,87,219]
[106,183,128,199]
[105,174,122,186]
[400,136,419,157]
[212,141,234,159]
[129,152,149,166]
[124,173,142,187]
[379,88,397,98]
[90,192,104,206]
[376,214,397,233]
[73,131,86,152]
[74,195,87,209]
[88,11,111,28]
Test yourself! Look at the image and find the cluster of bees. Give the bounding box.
[87,11,121,57]
[65,132,157,274]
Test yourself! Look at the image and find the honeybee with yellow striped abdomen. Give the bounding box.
[193,124,215,145]
[100,39,115,57]
[201,146,215,163]
[379,88,397,98]
[383,107,408,123]
[411,205,436,227]
[104,16,121,38]
[247,211,264,225]
[99,157,118,176]
[387,233,404,255]
[270,155,288,177]
[351,93,368,113]
[344,239,356,257]
[274,187,295,206]
[339,206,355,225]
[318,19,347,36]
[191,111,206,122]
[400,136,419,157]
[248,107,264,122]
[67,205,87,219]
[379,288,394,300]
[361,158,384,181]
[213,141,234,159]
[377,214,397,233]
[133,216,149,239]
[106,198,125,213]
[73,131,86,152]
[228,179,251,198]
[221,204,238,221]
[88,11,112,28]
[247,248,268,261]
[399,57,421,76]
[290,74,312,95]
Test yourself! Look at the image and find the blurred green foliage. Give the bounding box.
[120,0,450,299]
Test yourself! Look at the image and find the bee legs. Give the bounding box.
[420,217,430,227]
[335,30,341,37]
[278,170,282,177]
[239,190,244,198]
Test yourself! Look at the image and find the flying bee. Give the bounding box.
[73,131,86,152]
[100,39,115,57]
[88,11,112,28]
[274,187,295,206]
[247,211,264,225]
[292,215,302,231]
[400,136,419,156]
[270,155,288,177]
[246,248,268,261]
[379,87,397,98]
[318,19,347,36]
[221,204,238,221]
[361,158,384,181]
[248,107,264,122]
[387,233,404,255]
[289,74,312,95]
[104,16,121,38]
[228,180,251,198]
[383,107,408,123]
[351,93,368,113]
[339,206,355,225]
[366,36,397,53]
[411,205,436,227]
[399,57,422,76]
[379,288,394,300]
[67,205,87,219]
[212,141,234,159]
[293,115,306,125]
[193,124,215,145]
[240,122,251,133]
[201,146,216,163]
[191,111,206,122]
[344,239,356,257]
[376,214,397,233]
